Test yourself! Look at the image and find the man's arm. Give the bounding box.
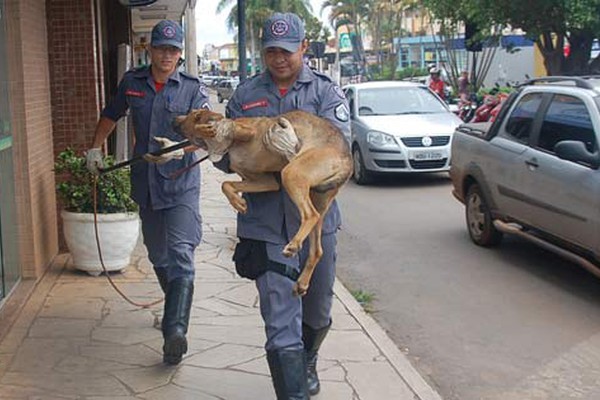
[86,77,130,173]
[91,116,117,148]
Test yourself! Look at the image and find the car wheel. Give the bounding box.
[218,93,224,103]
[352,146,372,185]
[465,183,503,246]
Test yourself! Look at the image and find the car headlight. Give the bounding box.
[367,130,399,149]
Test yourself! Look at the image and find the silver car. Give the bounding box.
[343,81,462,184]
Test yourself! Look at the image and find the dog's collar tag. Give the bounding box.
[125,89,146,98]
[241,99,268,111]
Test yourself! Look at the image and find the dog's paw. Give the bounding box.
[293,282,308,297]
[230,197,248,214]
[282,242,300,258]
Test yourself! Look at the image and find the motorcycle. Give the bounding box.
[469,90,501,123]
[457,100,477,122]
[457,95,478,122]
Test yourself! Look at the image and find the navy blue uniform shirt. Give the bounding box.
[102,66,210,210]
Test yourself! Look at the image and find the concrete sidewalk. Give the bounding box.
[0,163,442,400]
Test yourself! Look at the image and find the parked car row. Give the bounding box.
[197,73,600,282]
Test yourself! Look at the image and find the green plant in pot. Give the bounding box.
[55,148,140,276]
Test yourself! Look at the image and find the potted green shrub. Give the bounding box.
[55,148,139,276]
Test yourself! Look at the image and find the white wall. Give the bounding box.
[482,46,535,87]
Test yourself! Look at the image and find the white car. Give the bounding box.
[343,81,463,184]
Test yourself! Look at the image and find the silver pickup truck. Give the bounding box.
[450,77,600,278]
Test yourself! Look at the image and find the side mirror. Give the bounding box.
[119,0,157,7]
[554,140,600,169]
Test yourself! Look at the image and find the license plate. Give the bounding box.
[411,150,445,161]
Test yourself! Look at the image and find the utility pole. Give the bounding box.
[237,0,247,82]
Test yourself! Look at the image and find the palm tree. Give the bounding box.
[321,0,372,79]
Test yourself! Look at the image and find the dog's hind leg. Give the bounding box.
[293,190,336,297]
[281,163,320,258]
[281,149,348,259]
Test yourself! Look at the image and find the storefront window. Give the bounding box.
[0,0,20,302]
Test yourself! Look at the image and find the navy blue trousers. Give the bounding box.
[256,233,336,351]
[140,202,202,282]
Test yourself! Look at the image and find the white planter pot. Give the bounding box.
[61,210,140,276]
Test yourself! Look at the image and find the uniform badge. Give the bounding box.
[334,104,349,122]
[333,85,346,99]
[271,20,289,37]
[202,102,212,110]
[199,85,208,98]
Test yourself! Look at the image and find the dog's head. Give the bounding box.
[173,109,234,163]
[174,109,225,147]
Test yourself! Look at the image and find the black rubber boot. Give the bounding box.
[303,321,331,396]
[154,268,169,294]
[162,277,194,365]
[266,349,310,400]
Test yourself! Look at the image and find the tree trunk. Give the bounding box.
[537,32,564,76]
[249,20,257,75]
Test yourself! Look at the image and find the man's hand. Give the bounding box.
[85,148,104,175]
[143,137,185,164]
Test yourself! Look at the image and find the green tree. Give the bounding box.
[425,0,600,75]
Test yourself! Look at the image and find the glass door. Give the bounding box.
[0,0,19,302]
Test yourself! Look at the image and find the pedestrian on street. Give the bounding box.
[458,70,471,103]
[216,12,351,400]
[85,20,210,365]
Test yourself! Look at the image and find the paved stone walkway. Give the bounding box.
[0,164,442,400]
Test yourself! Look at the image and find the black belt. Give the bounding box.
[267,260,300,281]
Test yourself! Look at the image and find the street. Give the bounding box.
[335,174,600,400]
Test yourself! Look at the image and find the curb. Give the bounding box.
[333,280,443,400]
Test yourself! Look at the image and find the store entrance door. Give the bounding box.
[0,0,20,302]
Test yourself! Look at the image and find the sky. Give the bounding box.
[195,0,326,51]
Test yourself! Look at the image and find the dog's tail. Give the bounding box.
[263,117,300,161]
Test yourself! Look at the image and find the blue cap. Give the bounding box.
[151,20,183,49]
[262,13,305,52]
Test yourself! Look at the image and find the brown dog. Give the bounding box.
[174,109,352,296]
